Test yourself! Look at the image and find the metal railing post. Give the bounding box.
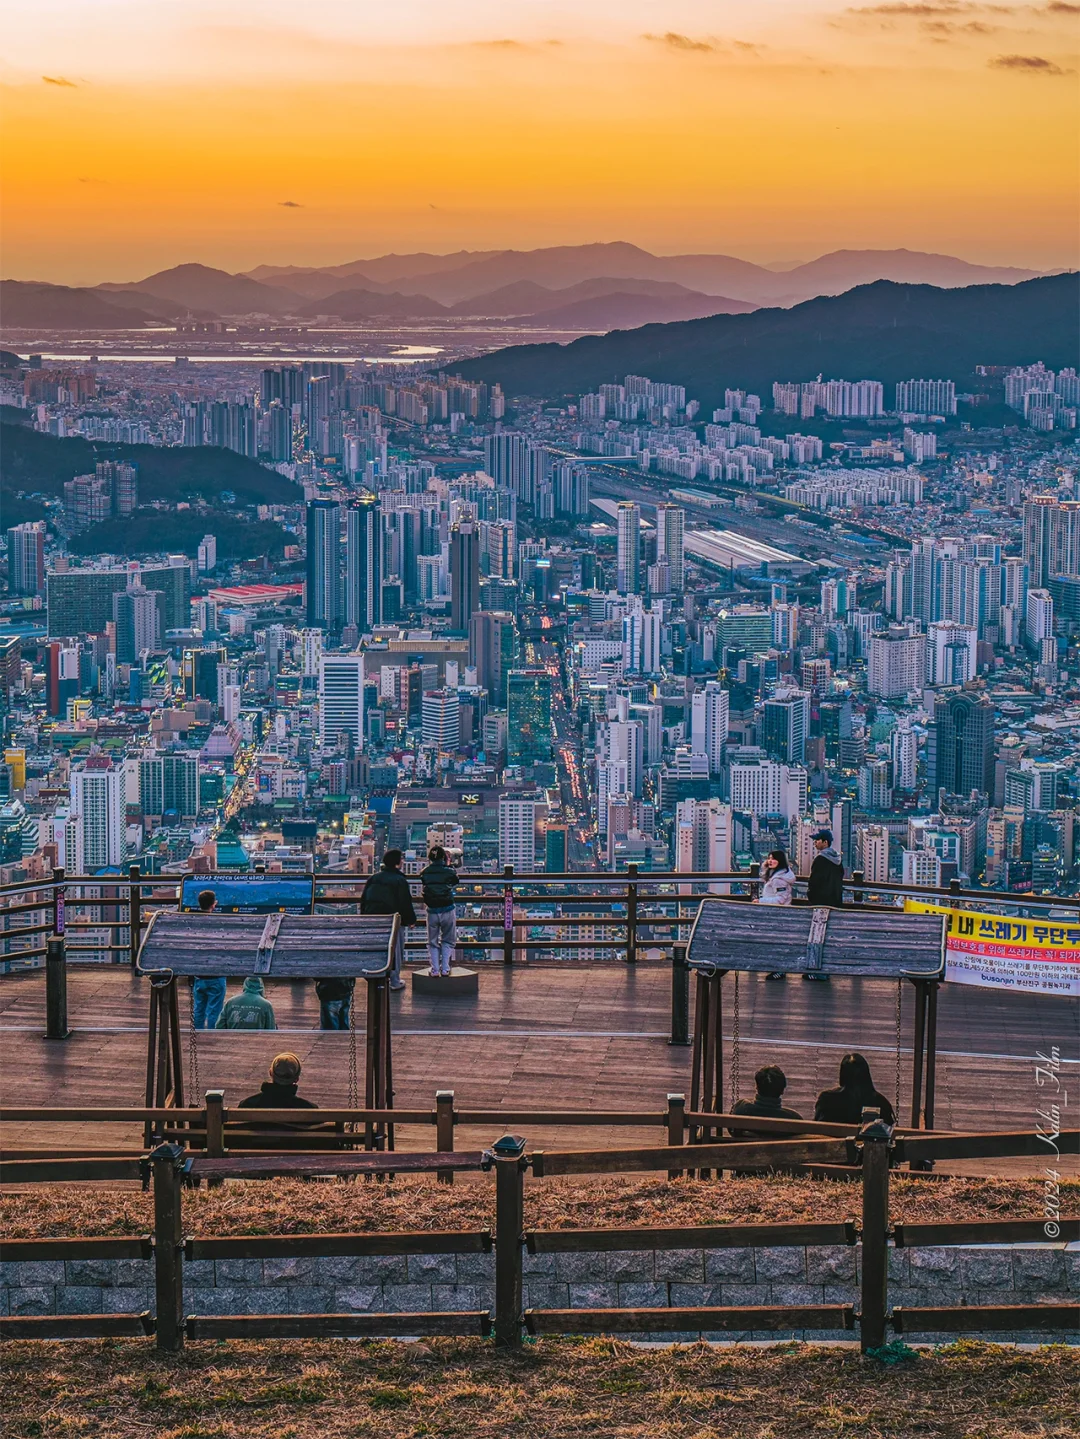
[666,1092,685,1179]
[858,1107,893,1353]
[851,869,865,906]
[204,1090,225,1187]
[51,865,66,939]
[625,862,638,964]
[129,864,142,968]
[669,943,690,1046]
[491,1134,527,1348]
[44,936,69,1040]
[151,1142,187,1352]
[436,1089,455,1185]
[502,865,514,966]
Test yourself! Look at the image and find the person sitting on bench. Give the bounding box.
[191,890,227,1029]
[814,1052,895,1126]
[237,1052,319,1125]
[216,975,277,1029]
[729,1064,802,1136]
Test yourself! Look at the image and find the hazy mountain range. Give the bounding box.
[0,244,1052,330]
[452,274,1078,412]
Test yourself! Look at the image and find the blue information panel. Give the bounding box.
[179,874,315,914]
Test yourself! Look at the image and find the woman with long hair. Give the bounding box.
[814,1052,896,1126]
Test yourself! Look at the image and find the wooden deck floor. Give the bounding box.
[1,962,1075,1174]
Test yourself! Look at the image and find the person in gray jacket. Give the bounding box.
[419,845,459,977]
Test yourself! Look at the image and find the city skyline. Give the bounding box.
[3,1,1078,283]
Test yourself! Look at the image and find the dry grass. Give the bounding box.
[0,1337,1076,1438]
[2,1174,1075,1240]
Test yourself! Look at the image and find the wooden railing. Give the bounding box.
[1,1121,1076,1352]
[2,864,1076,973]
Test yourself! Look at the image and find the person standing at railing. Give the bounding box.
[216,975,277,1029]
[360,848,417,991]
[191,889,227,1029]
[804,830,843,983]
[315,975,355,1030]
[758,850,797,982]
[419,845,459,978]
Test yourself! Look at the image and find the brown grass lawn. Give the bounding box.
[0,1337,1076,1439]
[3,1173,1075,1239]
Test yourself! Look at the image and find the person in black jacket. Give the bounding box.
[360,848,418,990]
[804,829,844,982]
[419,846,459,977]
[315,975,355,1029]
[729,1064,803,1137]
[814,1053,895,1127]
[238,1052,319,1127]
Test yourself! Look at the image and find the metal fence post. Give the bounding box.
[129,863,142,968]
[204,1090,225,1187]
[669,943,690,1046]
[626,862,638,964]
[851,869,865,906]
[858,1108,893,1353]
[502,865,515,966]
[666,1093,685,1179]
[436,1089,455,1186]
[151,1142,187,1352]
[44,936,69,1040]
[51,865,66,939]
[491,1134,527,1348]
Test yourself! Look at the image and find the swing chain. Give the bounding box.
[894,980,903,1120]
[187,985,201,1101]
[347,987,359,1135]
[730,972,741,1109]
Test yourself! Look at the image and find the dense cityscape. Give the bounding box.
[2,331,1078,957]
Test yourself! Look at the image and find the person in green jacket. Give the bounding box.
[216,975,277,1030]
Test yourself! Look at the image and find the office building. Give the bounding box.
[7,522,45,595]
[113,585,161,664]
[139,752,200,821]
[615,503,641,594]
[506,669,553,765]
[674,797,732,878]
[196,535,217,573]
[345,495,381,633]
[318,653,365,749]
[468,611,515,702]
[729,758,808,824]
[867,626,925,699]
[655,505,686,590]
[421,689,461,751]
[761,688,810,765]
[926,622,977,686]
[450,520,481,632]
[306,499,341,632]
[544,823,568,872]
[857,824,890,883]
[689,681,729,775]
[499,793,540,870]
[1025,589,1054,647]
[70,755,125,871]
[926,692,995,800]
[46,562,188,638]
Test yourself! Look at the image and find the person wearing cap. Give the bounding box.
[804,829,844,982]
[215,975,277,1029]
[191,889,227,1029]
[238,1052,318,1123]
[360,848,418,991]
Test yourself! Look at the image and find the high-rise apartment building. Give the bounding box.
[867,626,925,699]
[318,653,365,749]
[729,758,808,824]
[761,689,810,765]
[499,792,540,870]
[894,379,957,416]
[70,755,125,871]
[450,520,481,632]
[305,499,341,632]
[1023,497,1080,586]
[689,681,729,775]
[468,611,515,702]
[926,692,995,800]
[421,689,461,751]
[926,622,978,686]
[345,495,381,633]
[47,563,189,638]
[113,585,161,663]
[674,797,732,878]
[655,505,686,590]
[615,503,641,595]
[7,522,45,596]
[483,432,529,494]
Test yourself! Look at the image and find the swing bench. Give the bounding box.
[685,902,948,1138]
[136,906,399,1153]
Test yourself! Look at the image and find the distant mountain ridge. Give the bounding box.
[450,274,1078,411]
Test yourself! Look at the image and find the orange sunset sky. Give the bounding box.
[2,0,1077,284]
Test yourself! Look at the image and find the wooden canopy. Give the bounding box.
[137,911,398,979]
[686,902,947,980]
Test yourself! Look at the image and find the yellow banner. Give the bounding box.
[904,900,1080,952]
[904,899,1079,996]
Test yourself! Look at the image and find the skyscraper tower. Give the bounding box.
[345,495,381,633]
[616,503,641,594]
[6,522,45,595]
[305,498,341,632]
[926,692,995,800]
[655,505,686,590]
[450,520,481,632]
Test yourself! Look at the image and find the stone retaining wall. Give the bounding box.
[3,1244,1076,1343]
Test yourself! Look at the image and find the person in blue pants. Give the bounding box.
[191,889,227,1029]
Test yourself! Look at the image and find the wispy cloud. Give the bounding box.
[644,32,715,53]
[42,75,77,87]
[279,200,303,208]
[990,50,1072,69]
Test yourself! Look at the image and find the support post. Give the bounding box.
[492,1135,526,1348]
[151,1143,186,1352]
[129,864,142,968]
[924,981,939,1132]
[909,980,927,1129]
[502,865,514,966]
[858,1108,893,1354]
[851,868,864,906]
[669,943,689,1046]
[436,1089,455,1186]
[626,862,638,964]
[51,865,66,939]
[204,1090,225,1187]
[666,1093,685,1179]
[44,936,69,1040]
